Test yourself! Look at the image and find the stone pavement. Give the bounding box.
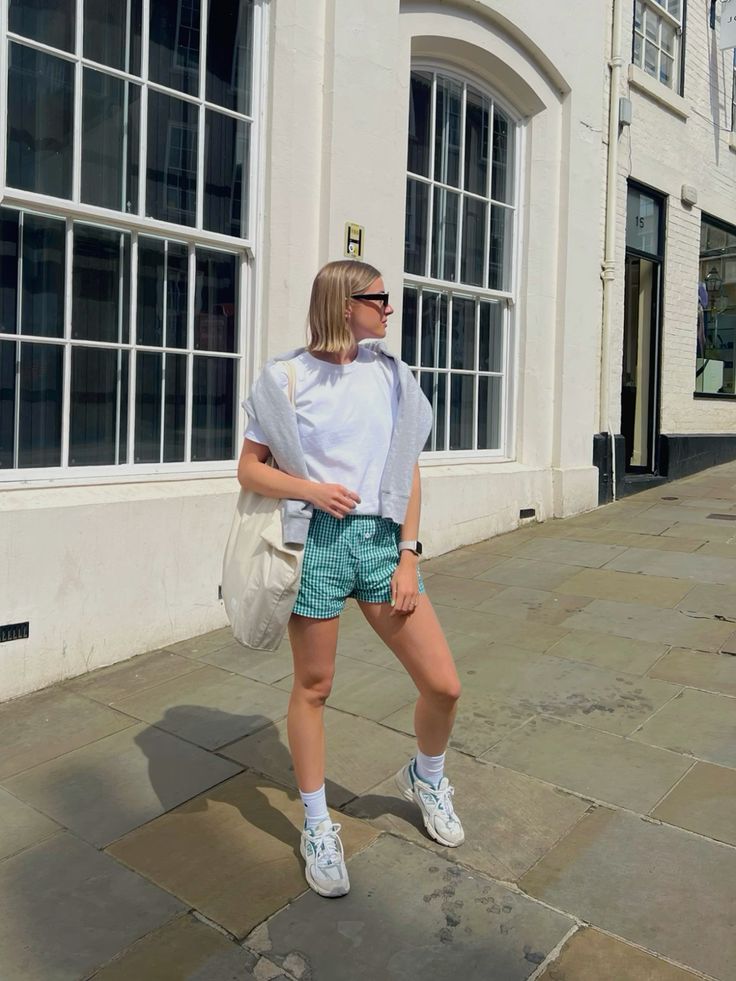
[1,465,736,980]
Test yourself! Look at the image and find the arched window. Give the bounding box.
[402,68,519,455]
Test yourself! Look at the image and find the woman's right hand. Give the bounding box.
[307,483,361,518]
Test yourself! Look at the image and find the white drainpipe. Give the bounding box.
[600,0,625,499]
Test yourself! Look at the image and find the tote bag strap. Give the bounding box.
[277,359,298,408]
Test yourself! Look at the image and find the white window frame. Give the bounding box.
[632,0,684,94]
[731,49,736,132]
[403,63,524,465]
[0,0,268,487]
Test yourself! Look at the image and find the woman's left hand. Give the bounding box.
[390,555,420,616]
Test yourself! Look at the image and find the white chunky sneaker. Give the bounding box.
[395,758,465,847]
[299,818,350,898]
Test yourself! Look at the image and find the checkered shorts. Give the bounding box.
[291,509,425,619]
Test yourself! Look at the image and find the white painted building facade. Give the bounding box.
[2,0,734,701]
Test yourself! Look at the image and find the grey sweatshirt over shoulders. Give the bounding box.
[241,340,433,545]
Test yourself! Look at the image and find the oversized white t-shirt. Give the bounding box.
[244,347,399,515]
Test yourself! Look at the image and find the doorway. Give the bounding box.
[622,185,664,474]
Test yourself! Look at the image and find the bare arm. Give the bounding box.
[391,463,422,615]
[237,438,361,519]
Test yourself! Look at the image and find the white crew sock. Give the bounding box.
[299,784,330,830]
[415,750,445,788]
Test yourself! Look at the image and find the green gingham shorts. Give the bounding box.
[291,509,425,619]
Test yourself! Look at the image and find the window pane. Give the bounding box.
[633,32,643,67]
[70,347,129,465]
[0,342,16,467]
[401,287,418,365]
[7,44,74,200]
[163,352,186,461]
[137,238,165,346]
[461,197,487,287]
[489,206,513,291]
[206,0,253,114]
[660,54,674,88]
[194,249,238,353]
[135,351,162,462]
[450,374,474,451]
[645,8,659,42]
[697,218,736,395]
[9,0,74,52]
[149,0,201,96]
[167,243,189,348]
[18,341,63,466]
[0,210,20,337]
[84,0,142,74]
[431,187,459,281]
[82,70,140,213]
[146,92,198,226]
[420,372,446,452]
[192,355,234,460]
[434,77,462,187]
[407,71,432,177]
[491,108,515,204]
[451,298,475,370]
[420,291,447,369]
[479,301,504,372]
[464,88,489,196]
[634,0,643,31]
[667,0,681,19]
[478,376,502,450]
[204,112,249,238]
[22,214,65,339]
[661,21,676,55]
[72,225,131,344]
[404,178,429,276]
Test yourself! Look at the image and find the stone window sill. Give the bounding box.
[628,64,688,120]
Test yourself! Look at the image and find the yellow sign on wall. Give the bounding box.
[345,223,364,259]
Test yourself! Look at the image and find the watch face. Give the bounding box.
[415,541,423,556]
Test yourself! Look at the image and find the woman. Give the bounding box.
[238,260,463,899]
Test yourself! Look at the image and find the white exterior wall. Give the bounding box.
[0,0,610,701]
[606,2,736,435]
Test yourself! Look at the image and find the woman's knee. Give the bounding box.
[292,671,334,707]
[425,675,461,706]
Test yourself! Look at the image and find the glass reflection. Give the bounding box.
[206,0,253,114]
[82,69,140,213]
[84,0,142,74]
[22,214,65,339]
[146,92,198,226]
[72,225,130,344]
[204,112,249,238]
[192,355,234,460]
[149,0,201,96]
[194,249,237,353]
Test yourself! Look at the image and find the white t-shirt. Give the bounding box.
[244,347,399,515]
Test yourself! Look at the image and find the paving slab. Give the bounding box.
[692,540,736,558]
[676,582,736,620]
[64,650,204,703]
[421,550,508,578]
[91,913,290,981]
[474,587,594,625]
[560,599,735,651]
[424,573,507,609]
[662,521,736,543]
[519,807,736,981]
[221,710,414,807]
[454,644,680,736]
[432,604,568,652]
[381,689,534,757]
[483,716,691,812]
[0,689,135,780]
[199,641,295,685]
[111,665,290,750]
[555,568,692,608]
[107,772,378,939]
[513,539,629,568]
[603,546,736,585]
[476,557,588,591]
[651,761,736,846]
[604,515,677,536]
[0,788,58,861]
[537,927,703,981]
[544,630,668,675]
[276,655,417,722]
[0,831,183,981]
[163,627,233,658]
[630,689,736,767]
[246,834,574,980]
[345,751,590,882]
[2,723,240,847]
[535,526,704,552]
[647,647,736,696]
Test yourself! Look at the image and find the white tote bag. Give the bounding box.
[221,360,304,651]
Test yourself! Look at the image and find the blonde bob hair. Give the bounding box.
[306,259,382,353]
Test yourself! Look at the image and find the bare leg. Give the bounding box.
[286,613,339,793]
[357,595,460,754]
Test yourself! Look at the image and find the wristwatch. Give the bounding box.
[398,540,423,557]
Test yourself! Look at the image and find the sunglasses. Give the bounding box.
[350,291,390,307]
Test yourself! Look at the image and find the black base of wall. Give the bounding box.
[593,432,736,502]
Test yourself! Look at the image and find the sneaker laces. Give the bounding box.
[313,822,344,868]
[422,782,460,826]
